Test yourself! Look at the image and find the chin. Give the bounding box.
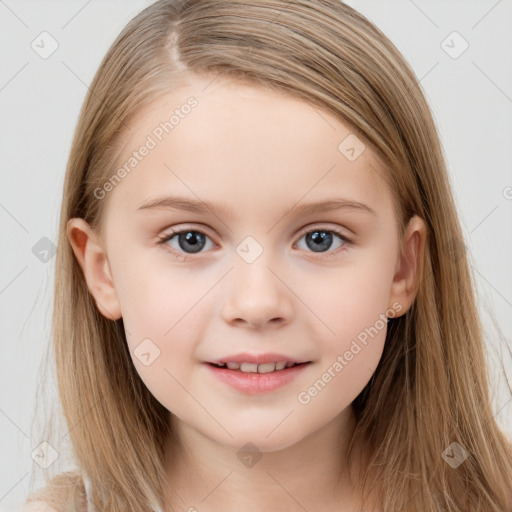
[212,424,307,454]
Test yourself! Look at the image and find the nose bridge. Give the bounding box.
[221,234,293,327]
[233,234,280,298]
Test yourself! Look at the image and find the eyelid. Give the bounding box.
[158,222,351,240]
[156,224,214,246]
[295,223,352,240]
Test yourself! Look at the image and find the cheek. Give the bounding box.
[118,272,200,416]
[110,252,211,401]
[111,243,199,334]
[309,258,395,347]
[296,252,395,401]
[295,270,391,415]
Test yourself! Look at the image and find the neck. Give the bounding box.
[163,406,376,512]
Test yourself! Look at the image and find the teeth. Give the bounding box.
[257,362,277,374]
[240,362,259,373]
[215,361,299,373]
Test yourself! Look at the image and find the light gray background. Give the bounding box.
[1,0,511,509]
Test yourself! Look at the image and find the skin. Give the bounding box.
[68,74,425,512]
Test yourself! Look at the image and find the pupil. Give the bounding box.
[307,231,332,252]
[179,232,205,253]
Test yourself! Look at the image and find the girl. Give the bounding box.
[20,1,512,511]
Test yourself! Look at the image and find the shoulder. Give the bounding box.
[14,470,88,512]
[13,501,61,512]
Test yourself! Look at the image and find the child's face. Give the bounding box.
[69,74,423,452]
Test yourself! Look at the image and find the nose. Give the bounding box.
[221,255,294,330]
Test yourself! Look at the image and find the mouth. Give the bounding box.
[204,352,313,394]
[207,361,310,373]
[205,359,312,394]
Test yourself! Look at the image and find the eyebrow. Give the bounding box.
[136,195,376,218]
[137,195,378,225]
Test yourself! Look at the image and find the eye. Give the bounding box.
[157,228,214,257]
[295,226,352,258]
[157,225,352,260]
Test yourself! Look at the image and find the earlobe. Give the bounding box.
[67,218,122,320]
[388,215,426,316]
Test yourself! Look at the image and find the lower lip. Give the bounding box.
[204,363,311,394]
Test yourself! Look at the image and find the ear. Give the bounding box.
[67,218,122,320]
[387,215,426,317]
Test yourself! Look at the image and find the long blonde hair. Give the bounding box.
[27,1,512,511]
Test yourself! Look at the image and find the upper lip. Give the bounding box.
[208,352,311,365]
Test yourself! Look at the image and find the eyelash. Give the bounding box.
[156,225,353,261]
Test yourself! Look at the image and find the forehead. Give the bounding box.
[104,75,392,223]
